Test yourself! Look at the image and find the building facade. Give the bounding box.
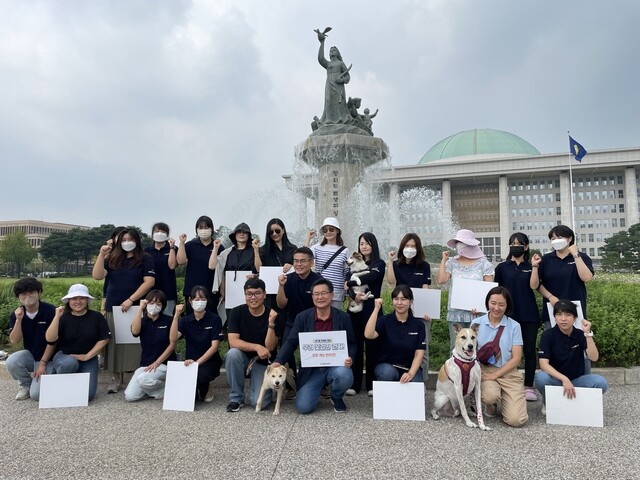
[0,220,89,248]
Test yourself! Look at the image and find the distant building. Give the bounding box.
[0,220,90,248]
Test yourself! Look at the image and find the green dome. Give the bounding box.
[418,128,540,164]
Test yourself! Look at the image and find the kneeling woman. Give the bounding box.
[472,286,528,427]
[124,290,177,401]
[365,286,425,384]
[170,286,224,402]
[44,284,110,401]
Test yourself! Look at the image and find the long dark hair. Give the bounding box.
[263,218,294,256]
[108,228,145,269]
[358,232,380,264]
[507,232,530,262]
[397,233,425,266]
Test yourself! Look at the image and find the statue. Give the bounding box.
[361,108,378,134]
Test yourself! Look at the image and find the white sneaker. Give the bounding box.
[345,389,357,396]
[15,386,30,400]
[204,382,215,403]
[367,390,373,397]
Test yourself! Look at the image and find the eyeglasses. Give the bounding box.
[312,291,332,298]
[245,291,264,298]
[293,258,310,264]
[321,227,336,234]
[270,229,282,235]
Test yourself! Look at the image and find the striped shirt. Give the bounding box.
[310,244,351,301]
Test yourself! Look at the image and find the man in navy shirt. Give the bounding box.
[5,278,56,400]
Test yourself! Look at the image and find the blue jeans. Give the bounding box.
[296,366,353,414]
[225,348,271,408]
[6,349,55,399]
[374,363,424,383]
[534,371,609,404]
[51,351,100,401]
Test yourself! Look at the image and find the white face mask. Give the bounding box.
[192,300,207,312]
[403,247,417,259]
[121,241,136,252]
[551,238,569,251]
[456,242,466,254]
[197,228,212,240]
[146,304,162,316]
[152,232,168,243]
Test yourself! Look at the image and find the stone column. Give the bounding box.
[441,180,452,244]
[559,172,572,227]
[498,176,510,259]
[624,167,639,227]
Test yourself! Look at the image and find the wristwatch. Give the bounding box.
[584,331,594,337]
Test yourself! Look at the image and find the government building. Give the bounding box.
[0,220,89,248]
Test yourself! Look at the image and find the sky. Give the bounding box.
[1,0,639,243]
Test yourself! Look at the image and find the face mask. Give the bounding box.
[192,300,207,312]
[551,238,569,251]
[146,304,162,316]
[153,232,168,243]
[403,247,417,259]
[509,246,526,258]
[456,242,466,254]
[121,241,136,252]
[197,229,212,240]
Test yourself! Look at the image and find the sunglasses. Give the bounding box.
[270,228,282,235]
[322,227,337,233]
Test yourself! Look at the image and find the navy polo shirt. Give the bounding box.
[227,304,279,364]
[104,254,156,309]
[283,271,323,328]
[495,260,539,323]
[178,311,223,363]
[538,251,594,323]
[392,260,432,288]
[183,239,223,296]
[57,310,111,355]
[538,326,587,380]
[9,301,56,361]
[375,313,426,369]
[136,313,176,367]
[145,244,178,301]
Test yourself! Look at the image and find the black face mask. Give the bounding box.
[510,246,526,258]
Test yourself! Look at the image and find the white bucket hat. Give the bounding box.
[321,217,340,230]
[447,229,480,248]
[61,284,95,304]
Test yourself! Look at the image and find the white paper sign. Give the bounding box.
[449,278,498,313]
[224,271,253,309]
[112,307,141,344]
[39,373,90,409]
[411,288,442,319]
[259,266,286,294]
[299,330,348,367]
[372,381,425,421]
[163,361,198,412]
[545,386,603,427]
[547,300,584,328]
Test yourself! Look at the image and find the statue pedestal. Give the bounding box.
[295,133,389,222]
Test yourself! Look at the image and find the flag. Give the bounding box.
[569,136,587,162]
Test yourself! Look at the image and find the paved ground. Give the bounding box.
[1,373,638,480]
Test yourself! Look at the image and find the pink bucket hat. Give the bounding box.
[446,229,480,248]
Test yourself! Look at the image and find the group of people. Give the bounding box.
[5,216,608,424]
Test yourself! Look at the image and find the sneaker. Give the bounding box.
[107,381,121,394]
[285,388,297,400]
[15,386,30,401]
[331,397,347,413]
[345,389,357,396]
[367,390,373,397]
[541,405,546,416]
[226,401,244,412]
[525,388,537,402]
[483,403,496,418]
[204,384,215,403]
[320,386,331,399]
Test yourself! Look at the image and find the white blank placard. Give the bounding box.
[449,278,498,313]
[224,271,253,308]
[163,361,198,412]
[112,307,141,344]
[258,266,285,294]
[372,381,425,421]
[39,373,90,409]
[545,386,603,427]
[411,288,442,319]
[547,301,584,328]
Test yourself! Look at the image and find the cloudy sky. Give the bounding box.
[1,0,639,241]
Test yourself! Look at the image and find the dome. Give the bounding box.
[418,128,540,164]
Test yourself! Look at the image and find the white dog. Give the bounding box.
[255,364,288,415]
[431,323,491,431]
[346,252,374,313]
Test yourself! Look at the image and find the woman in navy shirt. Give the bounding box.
[495,232,540,401]
[145,222,178,316]
[92,228,155,393]
[365,285,426,384]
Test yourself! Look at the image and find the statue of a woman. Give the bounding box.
[316,30,352,125]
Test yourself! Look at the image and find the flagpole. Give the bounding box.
[567,130,576,233]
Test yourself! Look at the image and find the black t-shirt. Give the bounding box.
[538,326,587,380]
[57,310,111,355]
[227,304,279,365]
[225,247,257,273]
[183,239,224,296]
[9,302,56,361]
[259,242,297,267]
[145,244,178,301]
[105,254,156,309]
[283,272,323,327]
[136,313,176,367]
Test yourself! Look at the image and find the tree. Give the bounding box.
[39,231,75,273]
[0,231,37,275]
[424,244,455,264]
[601,223,640,272]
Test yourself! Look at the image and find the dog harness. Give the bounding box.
[452,358,476,396]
